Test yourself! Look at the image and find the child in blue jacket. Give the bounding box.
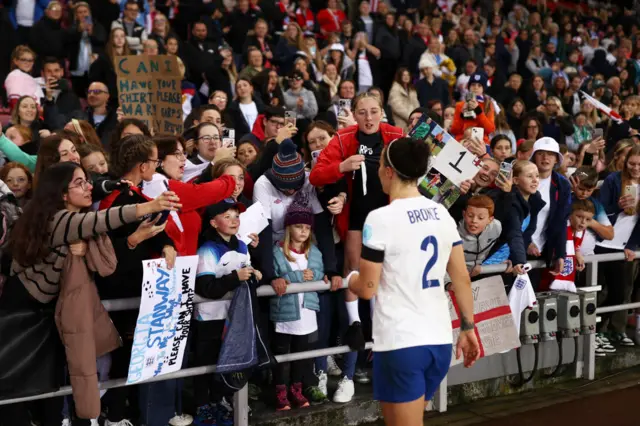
[270,195,327,410]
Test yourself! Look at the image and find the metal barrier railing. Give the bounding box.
[2,251,639,425]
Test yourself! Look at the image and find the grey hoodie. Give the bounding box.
[457,219,503,272]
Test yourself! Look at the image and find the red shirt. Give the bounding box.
[309,123,404,240]
[296,8,315,31]
[100,176,236,256]
[317,8,346,34]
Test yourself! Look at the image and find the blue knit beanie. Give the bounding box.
[267,139,305,191]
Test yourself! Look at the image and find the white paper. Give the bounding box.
[127,256,198,384]
[237,202,269,244]
[199,81,210,97]
[142,176,184,232]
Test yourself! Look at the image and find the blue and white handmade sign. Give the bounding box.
[127,255,198,384]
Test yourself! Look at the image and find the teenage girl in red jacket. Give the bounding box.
[309,92,404,373]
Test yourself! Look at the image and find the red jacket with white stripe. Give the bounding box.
[309,123,404,240]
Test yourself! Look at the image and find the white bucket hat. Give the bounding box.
[529,137,564,167]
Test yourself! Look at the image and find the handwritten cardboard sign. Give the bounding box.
[448,275,520,366]
[127,256,197,384]
[116,55,183,134]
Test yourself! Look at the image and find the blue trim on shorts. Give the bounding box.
[373,344,453,403]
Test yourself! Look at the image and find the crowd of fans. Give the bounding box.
[2,0,640,425]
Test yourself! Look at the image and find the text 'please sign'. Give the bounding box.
[116,55,183,134]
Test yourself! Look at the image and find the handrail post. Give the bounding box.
[582,261,597,380]
[233,384,249,426]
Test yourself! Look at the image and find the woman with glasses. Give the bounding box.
[4,45,42,110]
[190,122,227,165]
[96,135,186,426]
[522,117,544,142]
[0,161,179,426]
[146,134,236,255]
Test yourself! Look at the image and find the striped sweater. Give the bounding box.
[12,205,139,304]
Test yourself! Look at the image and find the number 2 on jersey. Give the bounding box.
[420,236,439,288]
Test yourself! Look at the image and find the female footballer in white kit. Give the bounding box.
[347,137,480,426]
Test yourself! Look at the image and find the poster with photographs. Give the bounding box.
[409,115,481,209]
[419,169,462,209]
[408,115,457,158]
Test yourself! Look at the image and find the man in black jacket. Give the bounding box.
[416,56,450,108]
[181,21,222,88]
[402,23,430,75]
[40,58,84,130]
[65,2,107,99]
[224,0,261,70]
[29,3,66,71]
[200,2,226,47]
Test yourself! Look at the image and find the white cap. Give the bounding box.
[329,43,345,53]
[530,137,564,166]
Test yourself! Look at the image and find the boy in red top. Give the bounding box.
[540,199,594,292]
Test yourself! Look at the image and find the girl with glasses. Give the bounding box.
[5,45,42,110]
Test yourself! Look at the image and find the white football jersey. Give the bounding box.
[362,196,461,352]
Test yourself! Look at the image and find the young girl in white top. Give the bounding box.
[270,195,327,410]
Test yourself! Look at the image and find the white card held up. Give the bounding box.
[237,202,269,245]
[430,139,480,186]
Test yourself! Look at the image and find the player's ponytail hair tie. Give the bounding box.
[385,139,411,180]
